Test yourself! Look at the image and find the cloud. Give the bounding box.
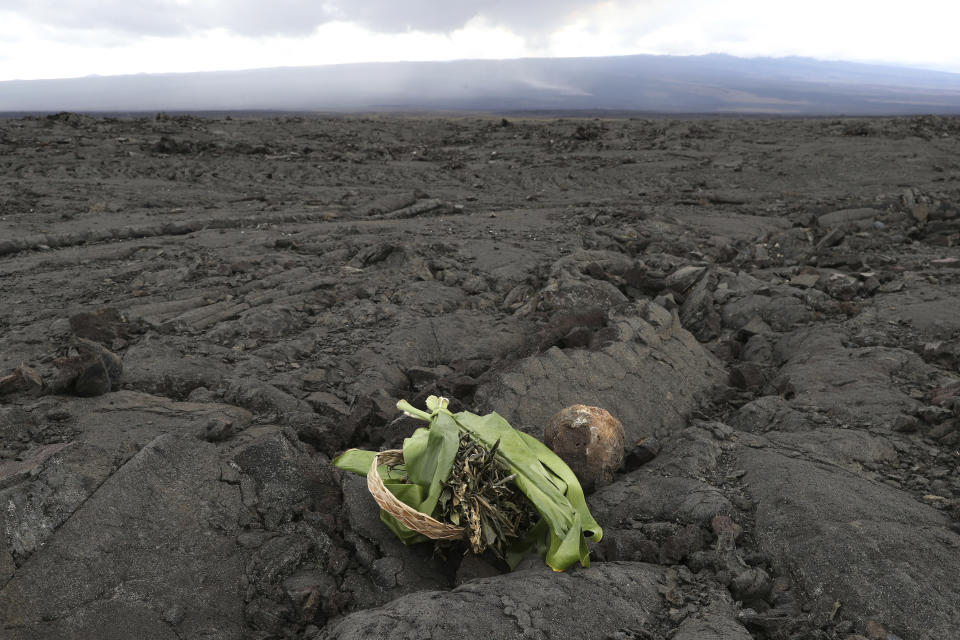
[0,1,190,36]
[0,0,339,37]
[0,0,619,38]
[327,0,598,34]
[4,0,957,82]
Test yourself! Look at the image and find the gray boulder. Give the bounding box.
[475,304,723,441]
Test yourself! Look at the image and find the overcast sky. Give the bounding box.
[2,0,959,81]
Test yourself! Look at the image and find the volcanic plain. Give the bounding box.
[1,112,960,639]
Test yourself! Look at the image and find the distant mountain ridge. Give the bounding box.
[3,53,960,115]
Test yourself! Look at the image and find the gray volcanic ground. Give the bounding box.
[1,112,960,639]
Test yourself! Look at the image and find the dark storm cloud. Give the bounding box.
[1,0,613,37]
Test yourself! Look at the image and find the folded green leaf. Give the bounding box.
[331,448,377,475]
[402,418,460,516]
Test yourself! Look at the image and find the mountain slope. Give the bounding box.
[2,53,960,115]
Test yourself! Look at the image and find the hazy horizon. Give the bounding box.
[4,53,960,116]
[14,51,960,84]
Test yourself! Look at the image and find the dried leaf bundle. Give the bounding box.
[436,433,537,559]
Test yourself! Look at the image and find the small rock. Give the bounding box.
[229,260,255,274]
[740,334,772,363]
[815,227,846,251]
[0,441,73,490]
[926,421,956,440]
[72,358,112,397]
[245,597,293,635]
[711,515,743,541]
[162,604,185,625]
[187,386,217,402]
[939,430,960,445]
[219,462,242,484]
[861,275,881,294]
[736,315,772,340]
[69,307,138,346]
[708,422,734,440]
[653,292,678,310]
[927,381,960,406]
[283,569,337,624]
[0,363,44,396]
[370,556,402,589]
[502,284,534,309]
[202,417,235,442]
[665,265,706,293]
[404,365,453,389]
[917,404,953,424]
[824,273,861,300]
[600,530,660,562]
[891,414,919,433]
[455,555,502,585]
[679,266,721,342]
[67,338,123,392]
[305,391,351,419]
[461,275,488,294]
[660,524,706,564]
[544,404,625,492]
[300,369,328,391]
[435,374,478,398]
[624,437,661,468]
[864,620,888,640]
[730,566,771,601]
[790,272,821,288]
[729,363,766,390]
[817,207,878,228]
[877,279,904,293]
[710,338,740,361]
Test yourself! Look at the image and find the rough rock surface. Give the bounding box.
[0,434,244,639]
[475,306,724,441]
[741,447,960,640]
[319,562,665,640]
[2,114,960,639]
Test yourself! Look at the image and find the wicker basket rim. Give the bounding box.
[366,449,466,541]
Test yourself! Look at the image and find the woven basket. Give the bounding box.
[367,449,466,541]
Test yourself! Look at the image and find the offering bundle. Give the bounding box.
[333,396,603,572]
